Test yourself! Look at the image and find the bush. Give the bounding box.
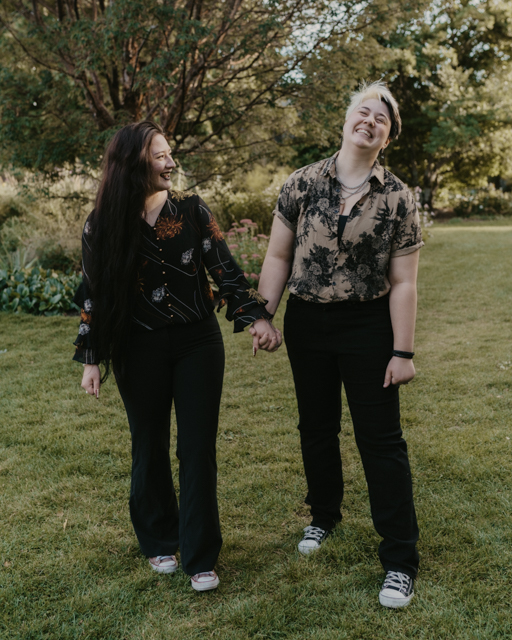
[450,186,512,218]
[0,267,81,315]
[224,219,270,288]
[202,165,291,234]
[0,171,95,274]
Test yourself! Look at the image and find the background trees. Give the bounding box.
[1,0,512,206]
[0,0,404,184]
[291,0,512,207]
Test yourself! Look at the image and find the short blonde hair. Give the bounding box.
[345,81,401,140]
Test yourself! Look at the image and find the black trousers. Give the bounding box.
[115,313,224,576]
[284,294,419,579]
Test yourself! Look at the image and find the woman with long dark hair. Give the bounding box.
[251,81,423,607]
[74,121,278,591]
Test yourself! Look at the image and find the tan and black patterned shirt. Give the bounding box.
[274,152,424,303]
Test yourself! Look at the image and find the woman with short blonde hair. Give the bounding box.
[252,80,422,608]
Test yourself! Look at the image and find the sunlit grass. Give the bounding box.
[1,222,512,639]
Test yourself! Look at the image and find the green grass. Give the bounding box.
[1,222,512,639]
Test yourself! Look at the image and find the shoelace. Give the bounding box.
[382,571,411,593]
[194,572,215,579]
[303,526,327,542]
[155,556,175,563]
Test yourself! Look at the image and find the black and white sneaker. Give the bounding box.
[379,571,414,608]
[297,525,330,555]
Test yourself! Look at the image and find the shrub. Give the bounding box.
[224,219,270,288]
[412,186,434,237]
[202,166,291,234]
[0,267,81,315]
[0,171,95,274]
[206,219,270,292]
[450,186,512,218]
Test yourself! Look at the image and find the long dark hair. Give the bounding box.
[88,120,165,379]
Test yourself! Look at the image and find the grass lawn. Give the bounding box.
[1,222,512,639]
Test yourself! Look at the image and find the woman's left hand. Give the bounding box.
[383,356,415,388]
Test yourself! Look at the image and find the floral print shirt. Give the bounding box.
[73,191,271,364]
[274,153,424,303]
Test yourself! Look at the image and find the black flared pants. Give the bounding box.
[115,313,224,576]
[284,294,419,579]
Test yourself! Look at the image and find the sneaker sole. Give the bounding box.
[149,561,178,574]
[298,543,321,555]
[191,577,219,592]
[379,592,414,608]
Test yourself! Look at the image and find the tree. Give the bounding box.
[290,0,512,208]
[0,0,399,184]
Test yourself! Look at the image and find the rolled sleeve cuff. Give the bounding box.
[274,209,297,232]
[390,241,424,258]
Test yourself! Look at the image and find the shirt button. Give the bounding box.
[170,315,173,318]
[161,260,164,263]
[164,282,168,286]
[163,271,166,275]
[159,248,162,252]
[168,304,171,307]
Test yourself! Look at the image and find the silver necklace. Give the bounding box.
[336,166,373,205]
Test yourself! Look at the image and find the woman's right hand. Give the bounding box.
[81,364,101,398]
[249,319,282,354]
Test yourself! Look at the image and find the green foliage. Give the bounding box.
[450,186,512,218]
[0,0,376,184]
[203,165,290,234]
[0,171,93,273]
[224,220,270,288]
[381,0,512,205]
[291,0,512,208]
[0,266,81,315]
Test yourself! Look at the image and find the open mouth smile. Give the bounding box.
[355,128,372,138]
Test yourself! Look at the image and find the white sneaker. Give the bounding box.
[148,555,178,574]
[379,571,414,608]
[191,570,219,591]
[297,525,330,555]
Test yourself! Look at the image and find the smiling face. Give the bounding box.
[343,98,392,156]
[148,134,176,194]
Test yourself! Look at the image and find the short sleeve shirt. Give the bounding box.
[273,152,424,303]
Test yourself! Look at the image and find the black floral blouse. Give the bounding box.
[73,190,272,364]
[274,153,424,303]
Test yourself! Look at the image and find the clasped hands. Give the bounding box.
[249,318,282,355]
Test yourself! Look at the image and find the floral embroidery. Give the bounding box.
[207,217,224,242]
[247,288,266,305]
[205,283,214,301]
[151,286,165,302]
[155,216,183,240]
[74,192,273,364]
[181,249,194,265]
[170,189,195,201]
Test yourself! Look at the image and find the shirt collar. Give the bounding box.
[322,151,385,186]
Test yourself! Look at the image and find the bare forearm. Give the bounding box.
[258,255,292,315]
[389,282,417,351]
